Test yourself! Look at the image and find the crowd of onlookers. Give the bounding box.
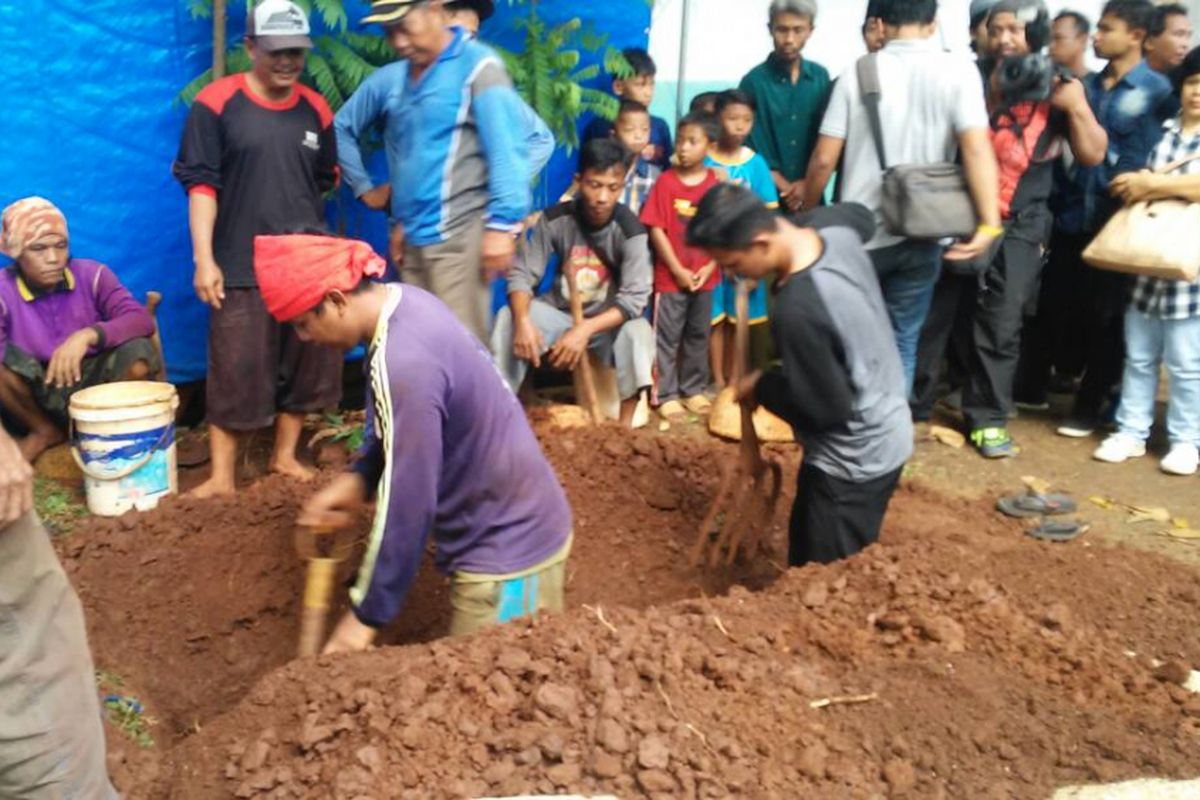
[491,0,1200,479]
[5,0,1200,484]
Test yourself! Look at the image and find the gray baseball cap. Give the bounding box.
[248,0,313,51]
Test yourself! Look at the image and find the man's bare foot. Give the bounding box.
[189,477,236,499]
[18,428,65,464]
[270,457,316,482]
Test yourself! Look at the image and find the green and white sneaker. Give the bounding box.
[970,427,1017,459]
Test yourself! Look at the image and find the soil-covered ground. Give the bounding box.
[54,413,1200,797]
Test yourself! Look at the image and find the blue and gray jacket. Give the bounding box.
[335,27,531,247]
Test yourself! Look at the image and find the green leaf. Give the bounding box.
[311,0,349,31]
[304,52,345,110]
[177,47,251,105]
[571,64,600,83]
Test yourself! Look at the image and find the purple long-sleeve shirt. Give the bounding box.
[349,284,572,628]
[0,259,154,363]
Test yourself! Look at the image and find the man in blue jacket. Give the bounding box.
[335,0,531,343]
[444,0,555,179]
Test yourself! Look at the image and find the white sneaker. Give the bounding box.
[1160,443,1200,476]
[1093,433,1147,463]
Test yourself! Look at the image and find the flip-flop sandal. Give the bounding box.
[996,491,1077,519]
[1025,518,1089,543]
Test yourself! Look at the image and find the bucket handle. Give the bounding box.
[69,421,174,483]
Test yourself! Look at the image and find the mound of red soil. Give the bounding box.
[59,419,1200,797]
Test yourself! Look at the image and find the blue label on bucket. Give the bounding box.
[78,425,174,466]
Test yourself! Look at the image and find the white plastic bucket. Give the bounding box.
[69,381,180,517]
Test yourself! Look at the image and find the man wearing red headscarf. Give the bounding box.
[254,234,572,650]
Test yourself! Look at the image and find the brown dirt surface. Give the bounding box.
[57,415,1200,798]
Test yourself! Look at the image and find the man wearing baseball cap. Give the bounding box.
[172,0,342,498]
[335,0,531,344]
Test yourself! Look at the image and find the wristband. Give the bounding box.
[977,223,1004,238]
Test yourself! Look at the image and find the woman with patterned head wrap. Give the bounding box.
[0,197,158,462]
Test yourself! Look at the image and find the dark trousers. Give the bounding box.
[654,290,713,403]
[789,462,903,567]
[207,288,343,431]
[912,271,977,421]
[962,233,1046,430]
[1015,229,1092,402]
[1070,270,1133,423]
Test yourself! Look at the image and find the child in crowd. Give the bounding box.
[582,48,674,170]
[705,89,780,387]
[640,113,723,420]
[562,101,661,215]
[687,185,911,567]
[689,91,721,116]
[1092,48,1200,477]
[612,101,662,215]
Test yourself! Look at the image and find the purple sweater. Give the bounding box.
[0,259,154,363]
[350,285,572,628]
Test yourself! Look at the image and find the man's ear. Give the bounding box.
[612,77,625,96]
[750,233,774,257]
[327,290,350,314]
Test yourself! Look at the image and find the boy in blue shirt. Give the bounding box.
[582,48,674,171]
[704,89,780,387]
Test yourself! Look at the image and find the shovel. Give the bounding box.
[690,280,783,568]
[294,525,358,658]
[564,266,604,424]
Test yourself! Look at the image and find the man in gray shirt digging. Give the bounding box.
[689,183,912,566]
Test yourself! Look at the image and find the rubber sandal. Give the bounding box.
[996,491,1077,519]
[1025,518,1089,543]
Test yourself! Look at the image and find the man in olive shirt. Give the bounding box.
[739,0,832,212]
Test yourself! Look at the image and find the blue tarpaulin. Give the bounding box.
[0,1,650,383]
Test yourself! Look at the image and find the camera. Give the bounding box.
[995,53,1073,103]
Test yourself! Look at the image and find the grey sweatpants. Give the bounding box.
[0,513,115,799]
[402,219,491,344]
[654,290,713,403]
[490,300,655,400]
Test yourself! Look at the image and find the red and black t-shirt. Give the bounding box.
[640,168,722,294]
[173,74,338,288]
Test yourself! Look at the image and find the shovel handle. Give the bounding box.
[565,267,604,423]
[298,558,338,658]
[734,282,764,467]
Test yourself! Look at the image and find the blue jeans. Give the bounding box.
[1115,309,1200,446]
[869,241,943,395]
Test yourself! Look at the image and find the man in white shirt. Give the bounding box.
[802,0,1001,396]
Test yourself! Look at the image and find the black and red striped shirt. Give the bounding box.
[173,74,338,288]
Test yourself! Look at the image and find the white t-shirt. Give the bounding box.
[820,36,989,250]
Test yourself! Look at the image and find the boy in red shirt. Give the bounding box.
[641,113,722,420]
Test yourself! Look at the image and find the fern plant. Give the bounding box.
[494,9,631,153]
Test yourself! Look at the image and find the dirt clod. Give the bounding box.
[637,736,670,770]
[1154,660,1193,687]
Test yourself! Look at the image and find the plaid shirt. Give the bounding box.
[1130,118,1200,320]
[621,158,662,216]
